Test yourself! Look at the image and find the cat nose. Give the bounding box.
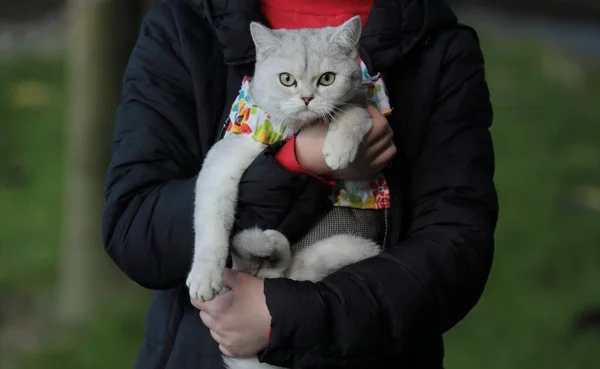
[301,96,313,105]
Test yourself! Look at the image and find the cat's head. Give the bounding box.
[248,16,363,129]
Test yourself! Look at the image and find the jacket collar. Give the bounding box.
[187,0,457,72]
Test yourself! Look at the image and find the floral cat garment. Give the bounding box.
[224,60,393,210]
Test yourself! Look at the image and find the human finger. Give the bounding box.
[365,127,394,160]
[221,268,239,289]
[199,310,218,330]
[209,329,222,345]
[191,293,229,315]
[219,344,234,357]
[371,142,397,170]
[190,298,205,310]
[365,105,391,144]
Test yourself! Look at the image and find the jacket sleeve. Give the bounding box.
[102,5,201,290]
[260,29,498,367]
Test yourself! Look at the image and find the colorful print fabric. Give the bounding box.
[224,60,393,209]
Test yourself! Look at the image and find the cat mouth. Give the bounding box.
[291,110,318,126]
[297,109,316,118]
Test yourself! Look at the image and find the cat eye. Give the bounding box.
[317,72,336,86]
[279,73,296,87]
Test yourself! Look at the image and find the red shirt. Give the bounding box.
[261,0,372,29]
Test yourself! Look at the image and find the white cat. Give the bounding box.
[186,15,374,303]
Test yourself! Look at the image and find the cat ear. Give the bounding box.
[250,22,280,60]
[331,15,362,55]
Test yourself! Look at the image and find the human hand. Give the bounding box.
[295,105,396,181]
[191,269,271,358]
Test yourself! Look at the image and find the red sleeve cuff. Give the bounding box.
[275,136,335,186]
[274,136,304,173]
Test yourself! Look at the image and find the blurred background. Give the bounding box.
[0,0,599,368]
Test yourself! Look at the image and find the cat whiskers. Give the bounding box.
[278,112,294,130]
[339,102,365,107]
[324,109,346,127]
[337,102,367,112]
[318,102,345,125]
[329,106,349,120]
[322,111,337,125]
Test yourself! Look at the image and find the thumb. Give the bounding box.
[222,268,239,289]
[366,103,380,116]
[366,104,386,123]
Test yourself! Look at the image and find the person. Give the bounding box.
[102,0,498,368]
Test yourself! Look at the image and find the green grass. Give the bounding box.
[444,33,600,368]
[0,53,150,369]
[0,55,65,290]
[1,30,599,368]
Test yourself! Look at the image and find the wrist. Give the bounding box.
[294,133,331,178]
[275,136,335,186]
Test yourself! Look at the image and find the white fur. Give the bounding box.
[322,106,372,170]
[186,135,266,302]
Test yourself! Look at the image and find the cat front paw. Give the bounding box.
[186,262,225,302]
[322,135,360,171]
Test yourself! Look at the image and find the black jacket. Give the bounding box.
[102,0,498,368]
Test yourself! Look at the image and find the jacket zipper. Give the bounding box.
[215,117,229,142]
